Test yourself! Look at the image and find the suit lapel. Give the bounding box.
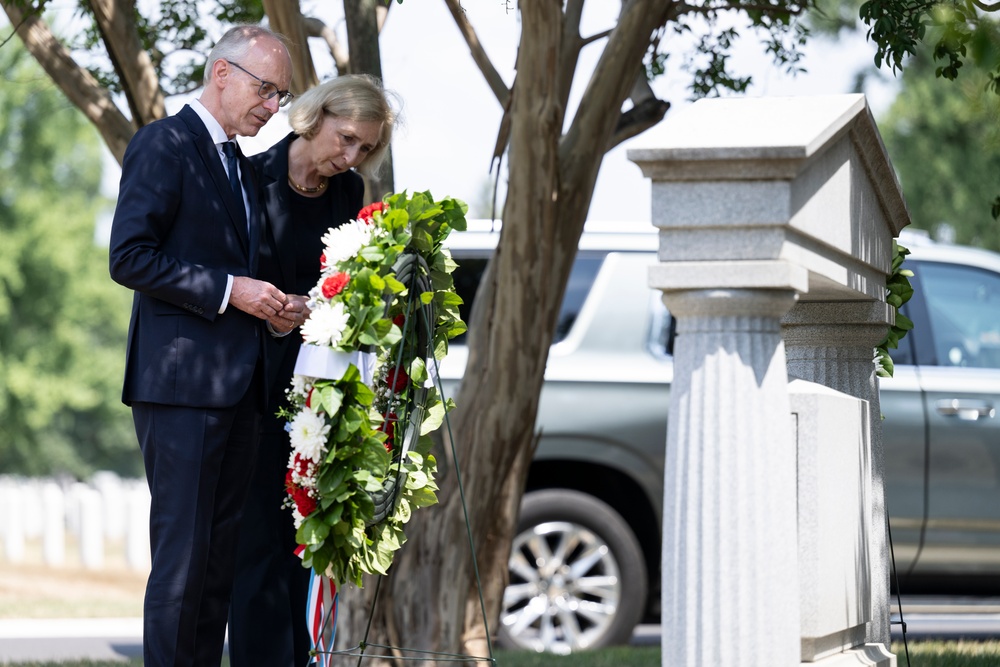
[178,106,250,256]
[236,146,258,273]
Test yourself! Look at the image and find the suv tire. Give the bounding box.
[498,489,648,654]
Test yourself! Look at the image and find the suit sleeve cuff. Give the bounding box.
[267,320,294,338]
[219,274,234,314]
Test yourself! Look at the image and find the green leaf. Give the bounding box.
[359,245,386,262]
[317,385,344,417]
[297,516,330,545]
[421,400,447,435]
[409,357,428,385]
[435,291,464,307]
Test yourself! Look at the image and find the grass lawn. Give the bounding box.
[3,642,1000,666]
[3,553,1000,666]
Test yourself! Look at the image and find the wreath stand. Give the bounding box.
[303,252,497,666]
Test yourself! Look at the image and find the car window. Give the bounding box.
[449,253,606,345]
[918,262,1000,368]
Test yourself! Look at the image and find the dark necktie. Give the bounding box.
[221,141,243,203]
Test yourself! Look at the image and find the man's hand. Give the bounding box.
[266,295,311,334]
[230,276,288,320]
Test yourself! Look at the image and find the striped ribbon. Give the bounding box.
[297,545,338,665]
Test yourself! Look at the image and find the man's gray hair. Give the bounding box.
[204,25,286,85]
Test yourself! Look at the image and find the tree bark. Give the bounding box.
[343,0,394,201]
[86,0,165,127]
[335,1,675,661]
[262,0,318,94]
[1,1,135,165]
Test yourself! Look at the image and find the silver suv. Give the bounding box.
[440,223,1000,654]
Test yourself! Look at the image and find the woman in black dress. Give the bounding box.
[229,74,398,667]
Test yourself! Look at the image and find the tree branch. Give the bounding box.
[1,1,135,164]
[443,0,510,107]
[262,0,318,92]
[581,28,613,47]
[607,96,671,151]
[302,16,349,74]
[558,0,585,112]
[86,0,165,127]
[561,0,675,189]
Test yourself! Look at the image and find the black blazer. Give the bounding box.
[109,105,266,408]
[252,132,364,409]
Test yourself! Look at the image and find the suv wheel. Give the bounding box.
[498,489,648,654]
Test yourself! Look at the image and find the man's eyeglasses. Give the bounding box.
[226,60,294,108]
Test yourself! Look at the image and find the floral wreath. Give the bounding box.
[281,191,467,587]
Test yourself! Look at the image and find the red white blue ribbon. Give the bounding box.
[296,545,338,665]
[306,571,337,665]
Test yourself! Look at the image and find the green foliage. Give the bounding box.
[878,46,1000,249]
[68,0,265,96]
[0,42,138,477]
[672,0,812,99]
[876,240,915,377]
[860,0,1000,86]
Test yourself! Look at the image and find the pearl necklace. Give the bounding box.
[288,173,328,194]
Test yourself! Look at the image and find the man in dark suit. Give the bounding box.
[108,25,302,667]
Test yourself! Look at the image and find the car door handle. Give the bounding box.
[935,399,997,421]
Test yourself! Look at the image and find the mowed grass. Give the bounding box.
[0,540,147,619]
[2,552,999,666]
[3,642,1000,666]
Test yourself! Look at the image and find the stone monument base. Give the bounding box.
[802,643,895,666]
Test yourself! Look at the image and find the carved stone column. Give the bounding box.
[784,301,896,651]
[661,288,801,666]
[629,93,910,667]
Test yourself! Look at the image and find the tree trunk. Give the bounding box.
[87,0,165,127]
[262,0,318,94]
[343,0,394,201]
[1,1,135,164]
[333,2,674,662]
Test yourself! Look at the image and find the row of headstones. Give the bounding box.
[0,472,151,571]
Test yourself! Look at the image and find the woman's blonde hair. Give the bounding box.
[288,74,399,179]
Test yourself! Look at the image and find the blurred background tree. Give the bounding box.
[808,0,1000,249]
[0,41,138,478]
[880,43,1000,251]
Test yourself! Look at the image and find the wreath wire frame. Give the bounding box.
[366,251,435,527]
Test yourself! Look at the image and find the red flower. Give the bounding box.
[291,454,310,477]
[319,253,327,269]
[357,202,386,224]
[380,412,398,451]
[291,486,317,517]
[285,455,314,516]
[321,272,350,298]
[305,388,314,409]
[392,313,405,327]
[386,366,409,393]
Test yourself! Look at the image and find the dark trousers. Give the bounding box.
[228,417,312,667]
[133,370,262,667]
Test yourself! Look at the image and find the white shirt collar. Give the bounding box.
[190,98,230,147]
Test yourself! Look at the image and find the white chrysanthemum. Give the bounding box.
[301,301,349,348]
[289,409,330,462]
[321,220,373,266]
